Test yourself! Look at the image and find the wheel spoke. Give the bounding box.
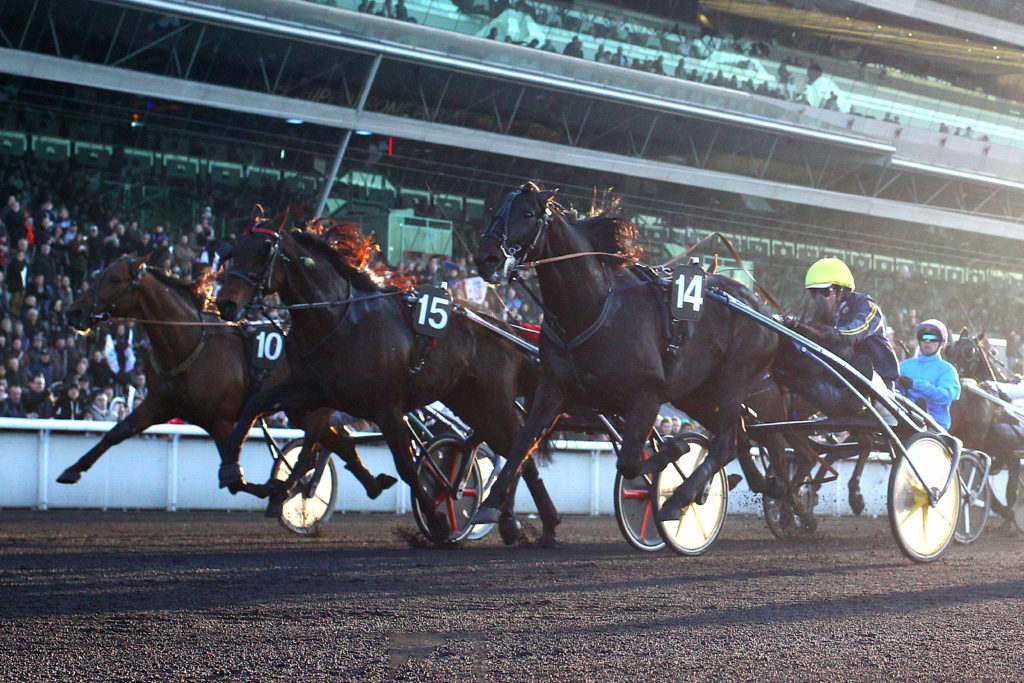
[639,501,652,539]
[422,456,453,490]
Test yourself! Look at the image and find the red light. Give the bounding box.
[388,137,393,156]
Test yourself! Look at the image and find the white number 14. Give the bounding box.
[675,273,704,312]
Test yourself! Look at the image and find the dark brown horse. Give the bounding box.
[948,331,1022,528]
[474,183,781,525]
[214,217,558,545]
[62,257,397,502]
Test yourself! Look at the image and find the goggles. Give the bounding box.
[918,333,940,342]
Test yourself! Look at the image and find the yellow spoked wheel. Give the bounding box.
[652,433,728,556]
[887,433,959,563]
[272,439,339,536]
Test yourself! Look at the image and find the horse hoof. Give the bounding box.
[617,461,641,480]
[471,506,501,525]
[427,512,451,544]
[849,491,865,516]
[265,496,285,519]
[367,474,399,499]
[499,515,523,545]
[219,463,244,489]
[538,532,561,549]
[56,468,82,484]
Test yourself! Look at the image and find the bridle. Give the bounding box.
[86,256,145,324]
[480,189,555,280]
[223,222,288,313]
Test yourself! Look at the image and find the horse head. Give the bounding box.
[948,332,998,381]
[475,181,556,284]
[216,212,288,323]
[66,256,147,330]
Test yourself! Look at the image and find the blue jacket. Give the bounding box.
[836,291,899,381]
[899,353,961,428]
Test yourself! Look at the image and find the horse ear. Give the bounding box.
[252,204,265,222]
[540,190,557,206]
[133,254,150,278]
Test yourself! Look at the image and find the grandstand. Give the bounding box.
[2,0,1024,341]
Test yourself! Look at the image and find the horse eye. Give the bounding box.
[523,211,535,218]
[109,276,121,284]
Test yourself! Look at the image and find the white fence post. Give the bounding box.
[36,429,50,511]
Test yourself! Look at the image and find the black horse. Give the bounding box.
[215,216,560,545]
[948,331,1022,529]
[474,182,782,524]
[62,257,396,501]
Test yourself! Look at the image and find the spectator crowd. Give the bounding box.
[2,155,1023,424]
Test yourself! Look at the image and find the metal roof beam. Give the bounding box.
[2,48,1020,239]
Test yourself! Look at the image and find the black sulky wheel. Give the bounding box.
[272,438,339,536]
[954,449,990,544]
[652,432,728,556]
[613,440,665,552]
[888,432,960,563]
[411,435,484,543]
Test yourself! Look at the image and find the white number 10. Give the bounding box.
[256,330,283,360]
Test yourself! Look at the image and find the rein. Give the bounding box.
[104,317,232,326]
[660,231,784,315]
[520,250,636,269]
[251,289,405,311]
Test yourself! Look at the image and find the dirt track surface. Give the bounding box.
[1,510,1022,682]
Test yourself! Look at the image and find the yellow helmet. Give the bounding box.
[805,257,854,290]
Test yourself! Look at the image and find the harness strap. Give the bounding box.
[150,330,208,378]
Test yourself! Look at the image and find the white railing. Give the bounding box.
[0,417,904,516]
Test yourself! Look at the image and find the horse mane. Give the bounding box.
[146,267,210,310]
[306,218,379,270]
[288,229,382,292]
[519,181,643,263]
[573,214,644,264]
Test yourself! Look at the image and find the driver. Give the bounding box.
[785,257,900,415]
[804,257,899,386]
[896,319,960,429]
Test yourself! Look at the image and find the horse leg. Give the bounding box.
[655,422,738,522]
[497,473,523,545]
[57,398,170,483]
[263,411,324,518]
[737,433,787,498]
[784,434,820,533]
[473,381,567,525]
[321,422,398,498]
[519,456,561,548]
[847,431,871,515]
[614,398,663,480]
[219,380,298,493]
[377,409,450,544]
[264,409,399,518]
